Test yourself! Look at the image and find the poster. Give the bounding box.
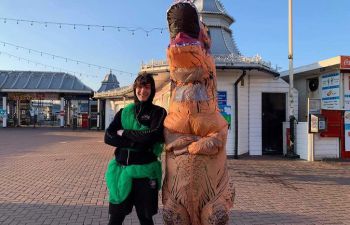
[344,111,350,152]
[321,72,340,109]
[343,74,350,110]
[219,105,231,127]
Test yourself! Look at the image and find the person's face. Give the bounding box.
[135,83,152,102]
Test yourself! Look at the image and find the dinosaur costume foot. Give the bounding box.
[163,196,190,225]
[201,202,230,225]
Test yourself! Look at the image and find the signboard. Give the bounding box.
[217,91,227,106]
[309,114,326,133]
[341,56,350,70]
[0,109,6,118]
[8,93,59,100]
[344,74,350,110]
[344,111,350,152]
[309,114,319,133]
[321,72,340,109]
[308,98,321,114]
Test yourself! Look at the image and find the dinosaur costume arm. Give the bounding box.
[165,128,227,156]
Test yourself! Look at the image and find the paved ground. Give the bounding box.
[0,128,349,225]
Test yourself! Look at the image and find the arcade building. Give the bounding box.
[0,71,93,128]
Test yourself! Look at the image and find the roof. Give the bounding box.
[94,85,133,99]
[0,70,93,93]
[280,56,343,78]
[97,72,120,92]
[208,26,240,55]
[193,0,234,23]
[193,0,240,55]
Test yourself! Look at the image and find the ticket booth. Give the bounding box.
[281,56,350,160]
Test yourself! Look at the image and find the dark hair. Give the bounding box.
[133,73,156,103]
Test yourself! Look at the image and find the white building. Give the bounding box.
[281,56,350,160]
[95,0,296,157]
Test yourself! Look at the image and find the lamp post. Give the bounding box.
[287,0,299,158]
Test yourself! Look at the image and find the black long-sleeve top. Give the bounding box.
[104,102,167,165]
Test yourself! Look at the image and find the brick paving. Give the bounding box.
[0,128,349,225]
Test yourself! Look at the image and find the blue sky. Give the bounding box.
[0,0,349,91]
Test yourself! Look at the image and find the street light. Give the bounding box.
[286,0,299,159]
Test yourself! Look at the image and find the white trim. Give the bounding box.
[71,77,76,89]
[11,72,21,89]
[47,73,55,89]
[280,56,341,77]
[23,72,33,89]
[36,73,44,89]
[59,73,66,89]
[0,74,9,88]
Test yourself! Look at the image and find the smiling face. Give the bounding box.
[135,83,152,102]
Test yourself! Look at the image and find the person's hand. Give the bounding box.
[117,130,124,136]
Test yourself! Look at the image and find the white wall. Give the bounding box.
[248,73,293,155]
[296,122,309,160]
[313,134,339,159]
[238,76,249,155]
[217,72,239,156]
[217,70,295,156]
[104,99,132,130]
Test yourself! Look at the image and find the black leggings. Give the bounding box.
[108,178,158,225]
[108,213,153,225]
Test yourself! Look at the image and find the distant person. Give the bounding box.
[104,73,167,225]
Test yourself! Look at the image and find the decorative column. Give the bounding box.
[66,100,71,127]
[16,99,20,127]
[97,99,100,130]
[60,97,65,128]
[2,96,7,128]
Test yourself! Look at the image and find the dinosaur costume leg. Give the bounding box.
[162,184,191,225]
[163,128,234,225]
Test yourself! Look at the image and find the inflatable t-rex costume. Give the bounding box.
[162,2,234,225]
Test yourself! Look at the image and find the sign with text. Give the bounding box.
[308,98,321,114]
[344,111,350,152]
[8,93,59,100]
[217,91,227,106]
[321,72,340,109]
[344,73,350,110]
[341,56,350,70]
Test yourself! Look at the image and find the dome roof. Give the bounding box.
[193,0,241,56]
[97,71,120,92]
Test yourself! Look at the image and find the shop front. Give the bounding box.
[0,71,93,128]
[281,56,350,160]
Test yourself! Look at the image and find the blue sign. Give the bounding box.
[217,91,227,101]
[0,109,6,118]
[217,91,227,106]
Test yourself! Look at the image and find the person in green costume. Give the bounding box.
[104,73,167,225]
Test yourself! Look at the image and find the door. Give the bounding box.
[321,110,350,159]
[262,93,286,155]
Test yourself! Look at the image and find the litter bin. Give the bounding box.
[72,115,77,130]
